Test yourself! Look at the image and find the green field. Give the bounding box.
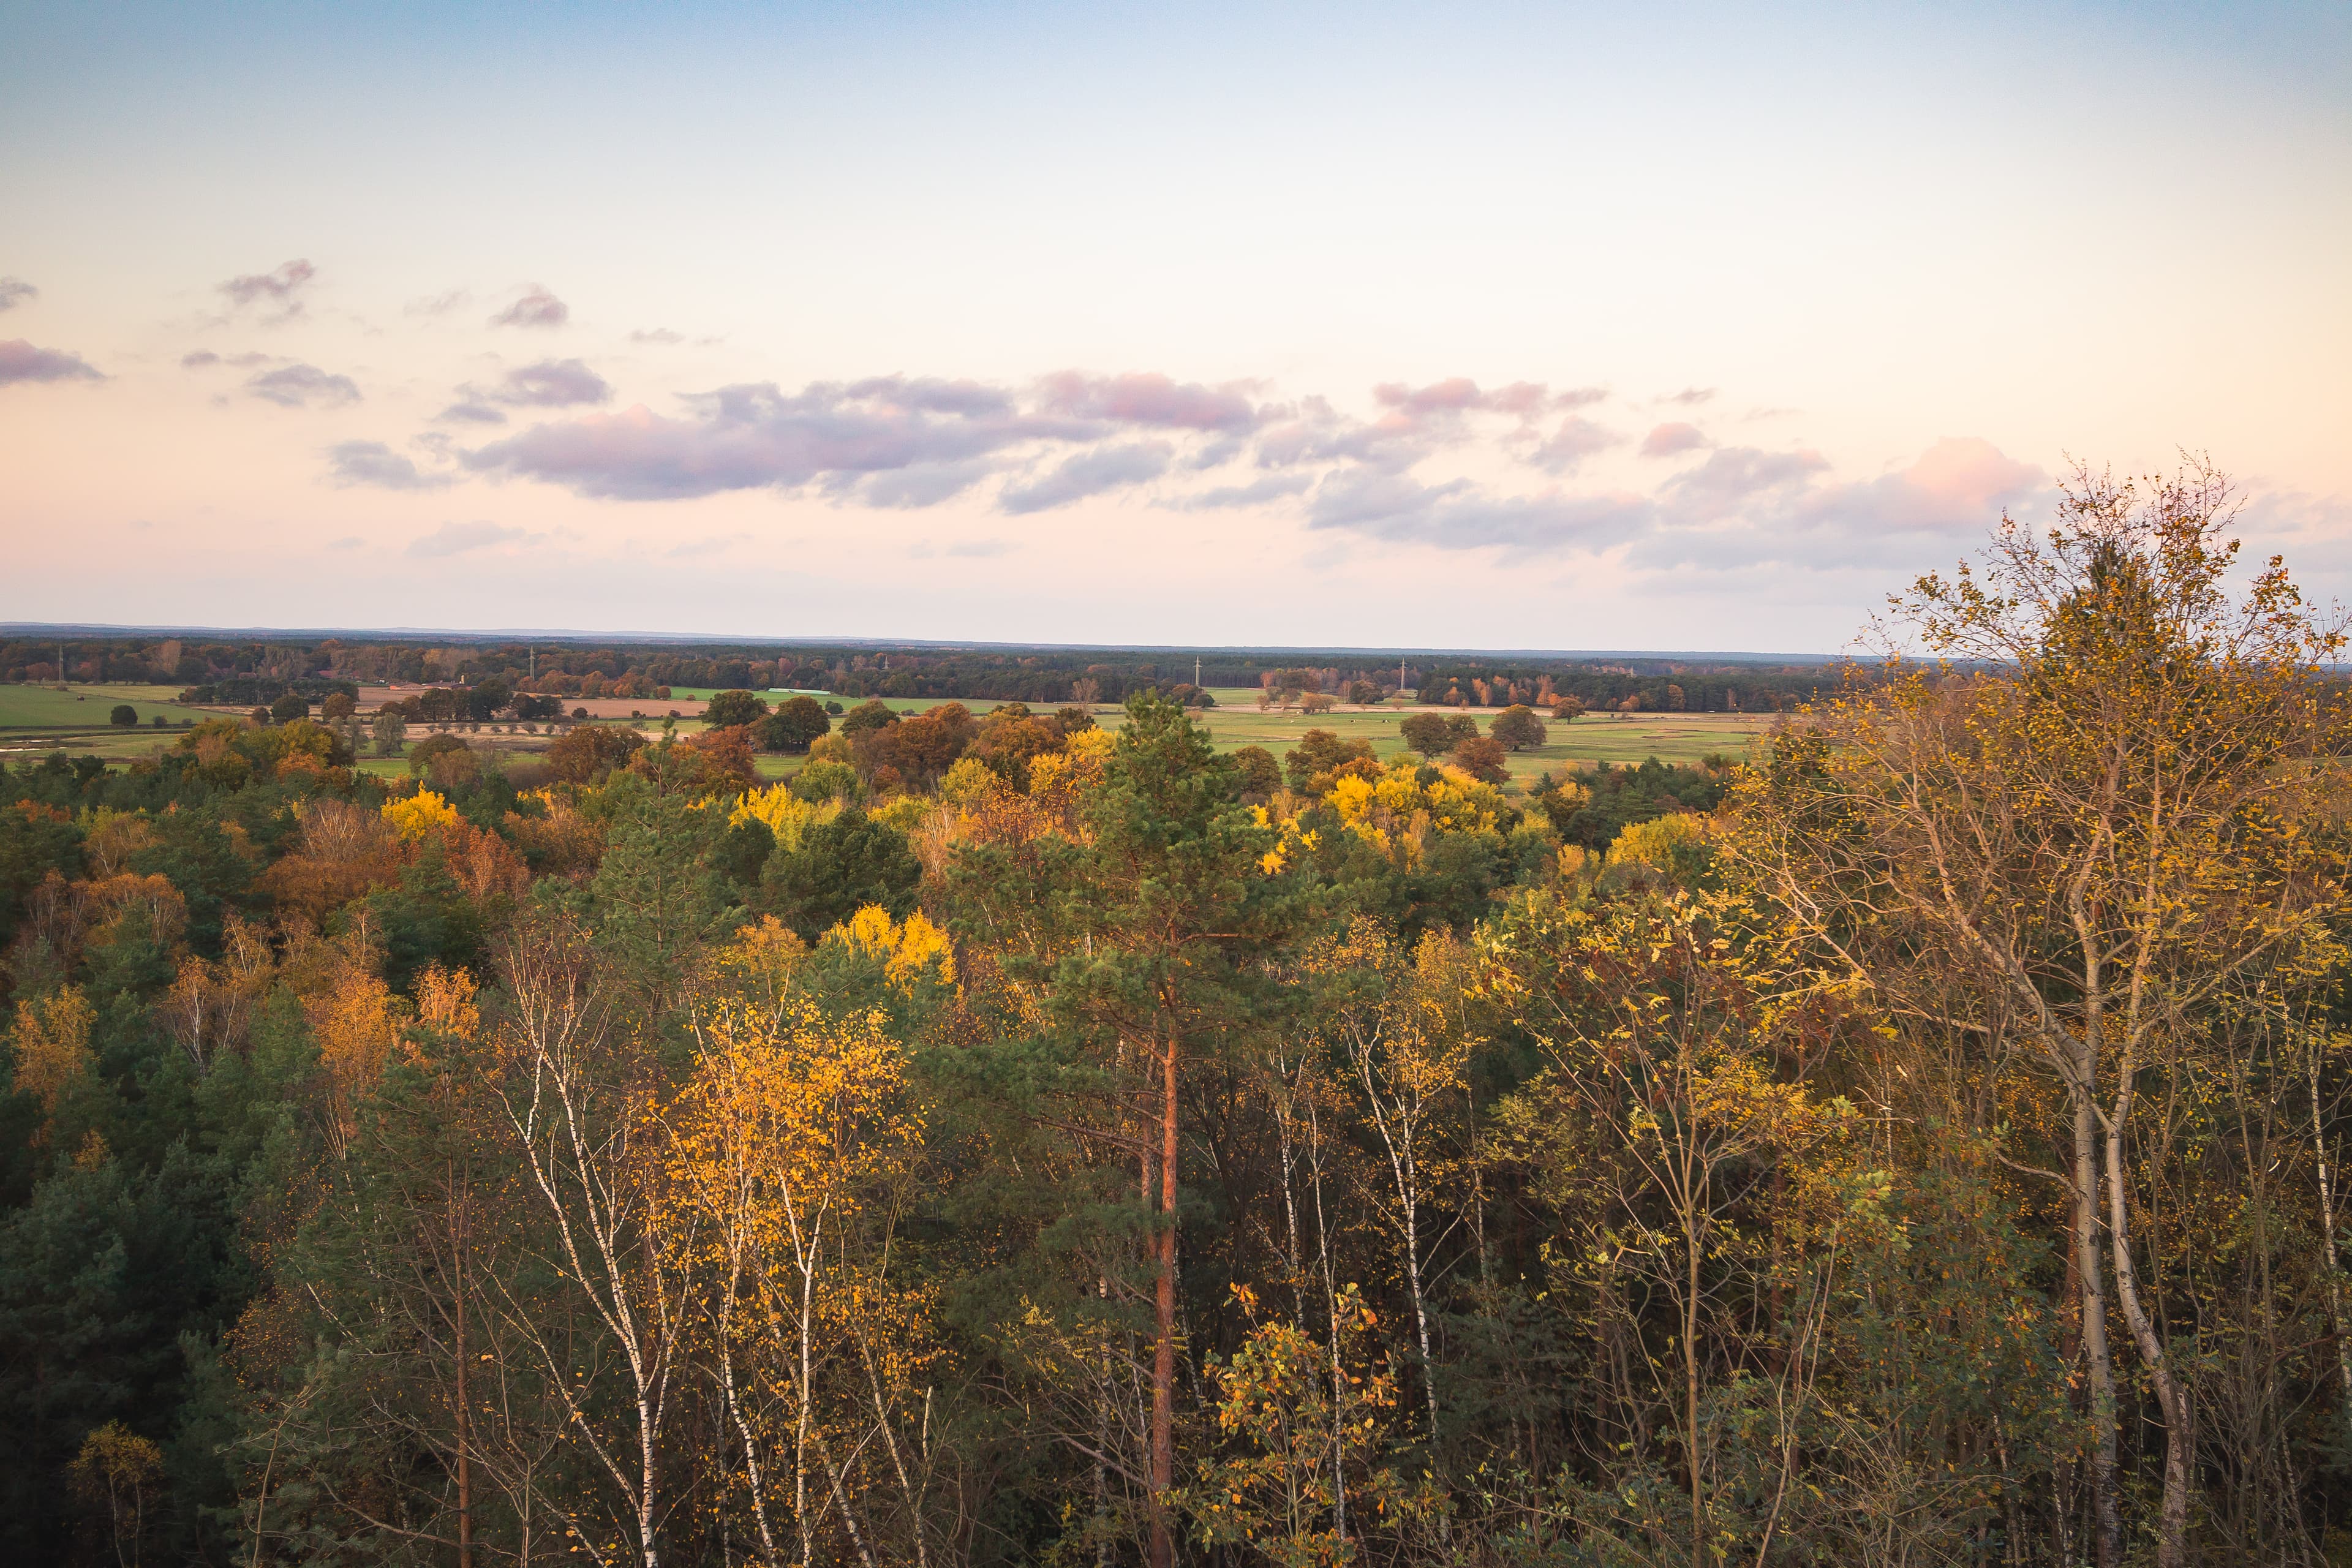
[1140,706,1772,790]
[0,683,228,764]
[11,680,1770,790]
[726,688,1770,791]
[0,684,219,729]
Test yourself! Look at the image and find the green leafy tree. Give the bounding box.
[369,707,407,757]
[1398,712,1458,758]
[1231,744,1281,801]
[755,695,831,753]
[584,770,731,1000]
[758,806,920,941]
[267,693,308,724]
[1283,729,1376,793]
[1489,703,1547,751]
[108,705,137,728]
[946,692,1314,1567]
[840,699,897,736]
[703,688,769,729]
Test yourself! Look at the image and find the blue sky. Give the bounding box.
[2,1,2345,648]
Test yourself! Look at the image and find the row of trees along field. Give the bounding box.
[4,465,2351,1567]
[8,639,1842,718]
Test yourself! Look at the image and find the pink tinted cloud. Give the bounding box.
[464,378,1076,501]
[1626,437,2046,572]
[1372,379,1597,421]
[1885,437,2045,522]
[1036,371,1261,432]
[1640,421,1709,458]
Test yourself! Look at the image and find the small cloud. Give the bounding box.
[1661,386,1716,405]
[0,339,103,386]
[408,520,532,558]
[1170,473,1314,510]
[182,349,271,370]
[630,327,685,345]
[248,363,360,409]
[219,259,316,318]
[437,400,508,425]
[490,285,569,329]
[1000,441,1172,513]
[405,289,471,317]
[1529,416,1619,473]
[327,440,451,491]
[1640,421,1710,458]
[0,277,35,312]
[328,535,363,550]
[493,358,611,407]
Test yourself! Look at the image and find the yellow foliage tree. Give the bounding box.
[1607,810,1709,870]
[822,904,956,990]
[300,938,407,1155]
[72,1420,164,1568]
[731,783,839,852]
[666,1000,935,1566]
[382,788,462,841]
[1319,760,1506,865]
[10,985,96,1143]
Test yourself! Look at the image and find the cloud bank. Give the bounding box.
[429,367,2052,574]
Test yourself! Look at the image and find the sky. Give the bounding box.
[2,0,2346,652]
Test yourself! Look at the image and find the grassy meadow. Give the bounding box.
[0,684,228,763]
[11,680,1772,791]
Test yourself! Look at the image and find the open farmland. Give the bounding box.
[0,683,226,762]
[1097,698,1774,789]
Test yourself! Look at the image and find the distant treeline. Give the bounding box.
[7,633,1855,710]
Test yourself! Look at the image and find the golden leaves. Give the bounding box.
[380,788,461,841]
[821,904,957,990]
[10,986,95,1137]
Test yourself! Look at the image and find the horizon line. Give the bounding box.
[0,621,1855,665]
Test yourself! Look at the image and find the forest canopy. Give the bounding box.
[2,463,2348,1568]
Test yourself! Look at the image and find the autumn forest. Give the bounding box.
[8,466,2352,1568]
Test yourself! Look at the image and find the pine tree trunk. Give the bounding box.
[1149,1036,1179,1568]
